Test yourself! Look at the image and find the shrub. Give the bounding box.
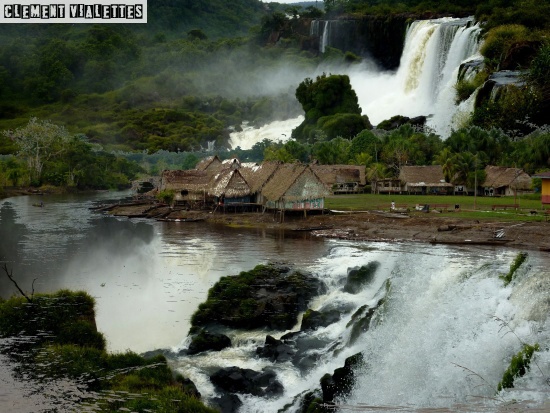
[156,189,175,205]
[480,25,531,70]
[498,343,540,391]
[500,252,528,286]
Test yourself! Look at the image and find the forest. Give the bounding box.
[0,0,549,191]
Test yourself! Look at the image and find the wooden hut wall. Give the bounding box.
[265,168,328,210]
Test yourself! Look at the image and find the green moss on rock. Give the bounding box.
[191,263,325,331]
[0,290,217,413]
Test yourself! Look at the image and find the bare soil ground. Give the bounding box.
[107,202,550,252]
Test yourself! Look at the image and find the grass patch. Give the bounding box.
[325,193,545,222]
[499,252,528,286]
[498,343,540,391]
[0,290,216,412]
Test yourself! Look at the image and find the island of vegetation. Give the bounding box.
[0,271,217,412]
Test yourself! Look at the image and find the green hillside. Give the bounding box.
[0,0,548,184]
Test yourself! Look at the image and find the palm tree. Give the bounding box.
[366,163,389,194]
[434,147,454,183]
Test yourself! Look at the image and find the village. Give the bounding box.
[133,155,548,214]
[104,157,550,252]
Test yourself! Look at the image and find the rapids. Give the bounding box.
[0,194,549,412]
[172,241,549,413]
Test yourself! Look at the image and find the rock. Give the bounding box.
[211,393,242,413]
[256,335,295,363]
[320,353,364,403]
[141,348,175,359]
[176,376,202,399]
[346,300,382,345]
[187,330,231,355]
[343,262,380,294]
[300,309,341,331]
[298,390,327,413]
[501,40,541,70]
[210,367,284,397]
[191,263,326,331]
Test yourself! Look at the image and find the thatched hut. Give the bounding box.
[159,169,212,206]
[483,166,532,197]
[240,161,282,204]
[195,155,222,172]
[209,168,252,206]
[399,165,453,195]
[311,164,365,194]
[261,163,331,217]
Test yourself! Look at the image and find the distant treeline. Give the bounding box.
[0,0,549,159]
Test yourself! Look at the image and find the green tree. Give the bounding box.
[293,74,362,143]
[2,118,72,185]
[312,137,351,164]
[366,162,389,194]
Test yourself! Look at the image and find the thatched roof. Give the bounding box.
[311,164,366,186]
[160,169,210,192]
[483,166,532,190]
[240,161,282,193]
[209,168,251,198]
[221,158,241,170]
[195,155,222,171]
[261,163,330,202]
[399,165,452,187]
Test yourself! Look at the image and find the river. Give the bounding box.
[1,192,549,412]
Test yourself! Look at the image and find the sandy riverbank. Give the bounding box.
[105,201,550,252]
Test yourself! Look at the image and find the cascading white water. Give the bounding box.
[321,21,330,53]
[173,242,550,413]
[228,17,481,150]
[310,19,331,53]
[349,17,481,137]
[228,116,304,150]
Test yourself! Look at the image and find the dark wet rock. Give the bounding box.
[210,367,284,397]
[298,390,328,413]
[256,335,295,363]
[501,40,541,70]
[141,348,176,359]
[277,330,335,372]
[187,330,231,355]
[476,70,527,107]
[176,376,202,399]
[343,262,380,294]
[300,309,341,331]
[458,57,484,82]
[320,353,364,404]
[295,352,323,372]
[191,263,326,331]
[346,303,379,345]
[211,393,242,413]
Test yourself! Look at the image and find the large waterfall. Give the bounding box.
[229,17,482,148]
[349,17,481,136]
[174,242,550,412]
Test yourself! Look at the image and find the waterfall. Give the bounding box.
[321,21,330,53]
[349,17,481,137]
[228,116,303,150]
[311,19,333,53]
[173,242,550,412]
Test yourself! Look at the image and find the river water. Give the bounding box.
[1,192,549,412]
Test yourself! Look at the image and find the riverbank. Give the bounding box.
[105,201,550,252]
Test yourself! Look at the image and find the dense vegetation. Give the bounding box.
[0,0,549,191]
[0,289,216,412]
